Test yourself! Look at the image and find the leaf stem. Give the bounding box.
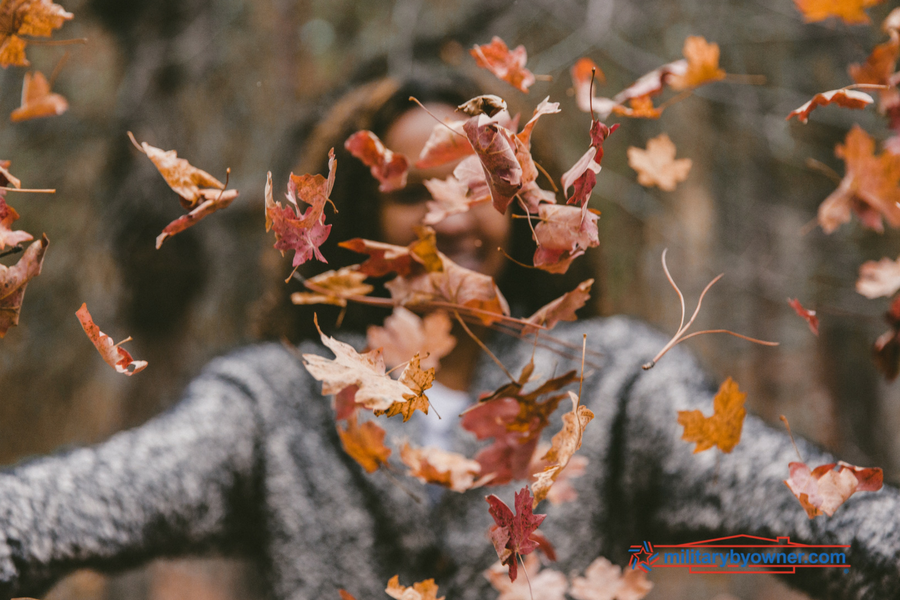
[453,310,515,382]
[409,96,466,137]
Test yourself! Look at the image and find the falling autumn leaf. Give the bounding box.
[0,0,73,68]
[385,575,444,600]
[817,125,900,233]
[668,36,726,91]
[336,413,391,474]
[423,174,488,225]
[856,256,900,299]
[561,120,618,211]
[155,188,238,249]
[457,94,508,118]
[531,391,594,507]
[10,70,67,122]
[0,233,46,337]
[485,487,547,582]
[373,353,434,422]
[784,460,883,518]
[344,130,409,192]
[850,31,899,89]
[793,0,883,24]
[786,89,874,123]
[470,36,535,93]
[416,118,473,169]
[302,315,416,412]
[400,443,483,492]
[533,204,600,274]
[75,303,147,376]
[291,266,373,307]
[788,298,819,336]
[265,152,335,266]
[338,590,357,600]
[129,132,233,208]
[627,133,692,191]
[366,307,456,371]
[678,376,747,453]
[524,279,594,334]
[485,554,568,600]
[0,197,32,250]
[528,442,588,505]
[569,556,654,600]
[462,114,522,214]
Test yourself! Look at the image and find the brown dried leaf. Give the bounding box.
[531,391,594,507]
[75,303,147,375]
[524,279,594,334]
[10,70,67,122]
[0,0,73,68]
[0,233,46,337]
[787,89,874,123]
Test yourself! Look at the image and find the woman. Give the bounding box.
[1,72,898,600]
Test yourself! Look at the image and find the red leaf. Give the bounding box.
[265,151,336,266]
[344,130,409,192]
[524,279,594,334]
[471,37,536,93]
[788,298,819,336]
[156,188,239,249]
[76,303,148,376]
[485,487,547,581]
[462,115,522,214]
[415,119,473,169]
[533,205,600,274]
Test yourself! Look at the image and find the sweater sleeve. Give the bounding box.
[0,351,266,598]
[617,331,900,598]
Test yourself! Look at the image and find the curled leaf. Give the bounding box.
[0,0,73,68]
[76,303,147,375]
[524,279,594,334]
[533,204,600,274]
[530,391,594,507]
[457,95,508,118]
[385,575,444,600]
[787,89,874,123]
[0,234,47,337]
[788,298,819,336]
[462,115,522,214]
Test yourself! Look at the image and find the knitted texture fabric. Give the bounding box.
[0,316,898,599]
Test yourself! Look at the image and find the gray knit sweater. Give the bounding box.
[1,316,898,599]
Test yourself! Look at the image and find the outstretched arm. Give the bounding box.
[0,354,265,598]
[619,338,900,598]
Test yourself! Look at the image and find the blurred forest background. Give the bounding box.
[0,0,897,598]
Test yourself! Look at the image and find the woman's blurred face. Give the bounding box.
[379,104,511,280]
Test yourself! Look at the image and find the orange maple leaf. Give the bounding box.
[336,413,391,474]
[372,353,434,422]
[0,0,73,68]
[611,95,663,119]
[793,0,883,24]
[385,575,444,600]
[678,376,746,453]
[470,36,535,93]
[10,70,67,122]
[0,233,46,337]
[75,303,147,376]
[627,133,692,191]
[818,125,900,233]
[669,36,726,91]
[0,197,31,250]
